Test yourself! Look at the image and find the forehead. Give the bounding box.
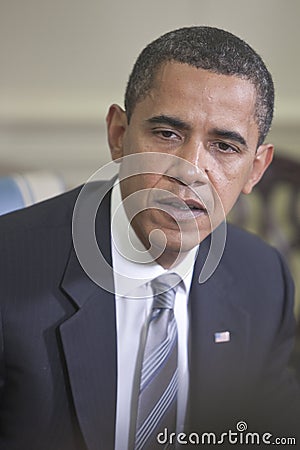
[152,62,256,111]
[132,62,259,141]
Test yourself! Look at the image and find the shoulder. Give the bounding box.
[0,185,81,234]
[0,178,113,263]
[0,179,113,298]
[0,186,81,282]
[0,179,112,235]
[225,222,285,269]
[222,223,294,310]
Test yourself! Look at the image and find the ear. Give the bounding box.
[106,104,128,162]
[242,143,274,194]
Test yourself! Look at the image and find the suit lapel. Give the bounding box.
[188,237,251,427]
[59,181,117,450]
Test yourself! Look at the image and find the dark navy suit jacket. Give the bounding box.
[0,179,299,450]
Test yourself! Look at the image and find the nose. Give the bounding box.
[166,142,210,186]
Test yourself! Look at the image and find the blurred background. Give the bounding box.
[0,0,300,369]
[0,0,299,183]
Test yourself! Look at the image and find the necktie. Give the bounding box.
[134,273,181,450]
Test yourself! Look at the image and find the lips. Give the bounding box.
[159,197,207,211]
[154,196,208,221]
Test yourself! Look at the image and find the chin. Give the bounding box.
[155,229,205,254]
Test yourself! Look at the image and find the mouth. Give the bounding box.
[154,196,208,220]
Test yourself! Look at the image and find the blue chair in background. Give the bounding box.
[0,171,65,216]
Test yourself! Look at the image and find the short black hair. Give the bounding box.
[124,26,274,146]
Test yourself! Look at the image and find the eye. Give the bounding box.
[152,128,181,141]
[160,130,176,138]
[211,141,239,154]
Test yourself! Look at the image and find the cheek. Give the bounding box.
[119,174,163,209]
[123,128,153,156]
[208,162,252,213]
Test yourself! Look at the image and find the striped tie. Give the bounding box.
[134,273,181,450]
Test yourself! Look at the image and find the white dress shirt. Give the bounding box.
[111,180,198,450]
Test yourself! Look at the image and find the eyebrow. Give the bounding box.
[146,117,248,148]
[210,128,247,147]
[146,115,191,131]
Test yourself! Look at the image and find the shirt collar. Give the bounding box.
[111,179,198,298]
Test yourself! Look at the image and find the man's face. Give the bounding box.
[107,62,273,265]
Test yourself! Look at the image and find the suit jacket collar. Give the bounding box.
[60,179,117,450]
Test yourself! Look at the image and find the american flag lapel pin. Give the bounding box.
[214,331,230,343]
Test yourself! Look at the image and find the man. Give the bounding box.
[0,26,299,450]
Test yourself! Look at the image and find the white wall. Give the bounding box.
[0,0,299,184]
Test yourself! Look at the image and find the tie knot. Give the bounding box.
[151,273,181,310]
